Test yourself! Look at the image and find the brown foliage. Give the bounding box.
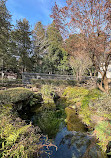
[51,0,111,92]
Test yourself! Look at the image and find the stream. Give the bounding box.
[19,94,106,158]
[31,105,106,158]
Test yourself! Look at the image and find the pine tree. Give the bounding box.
[32,22,48,72]
[43,21,69,74]
[13,18,32,72]
[0,0,12,73]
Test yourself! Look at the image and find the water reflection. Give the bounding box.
[40,107,105,158]
[33,103,105,158]
[65,107,87,132]
[43,127,104,158]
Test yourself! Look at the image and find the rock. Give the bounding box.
[31,86,38,92]
[50,91,60,103]
[106,141,111,158]
[65,107,87,132]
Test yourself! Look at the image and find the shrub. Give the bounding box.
[0,105,52,158]
[0,88,43,112]
[0,79,22,84]
[78,89,102,126]
[0,79,23,89]
[82,88,102,108]
[37,110,61,138]
[63,86,89,103]
[94,121,111,152]
[79,106,92,125]
[31,79,77,86]
[40,84,55,105]
[89,93,111,117]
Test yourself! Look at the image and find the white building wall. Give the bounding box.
[98,64,111,78]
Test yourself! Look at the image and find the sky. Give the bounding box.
[6,0,66,29]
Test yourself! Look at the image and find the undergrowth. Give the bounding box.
[63,86,111,154]
[0,105,51,158]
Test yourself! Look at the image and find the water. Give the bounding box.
[51,127,89,158]
[41,125,105,158]
[39,107,105,158]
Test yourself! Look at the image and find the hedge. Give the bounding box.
[0,79,22,84]
[0,79,23,88]
[31,79,77,86]
[0,87,43,112]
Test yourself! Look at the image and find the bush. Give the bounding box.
[82,88,102,108]
[0,79,22,84]
[76,89,102,126]
[31,79,77,86]
[37,110,61,138]
[63,86,89,103]
[0,79,23,89]
[89,93,111,117]
[0,88,43,112]
[94,121,111,152]
[40,84,54,104]
[0,105,52,158]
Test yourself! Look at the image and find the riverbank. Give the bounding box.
[31,83,111,157]
[0,84,111,157]
[62,86,111,157]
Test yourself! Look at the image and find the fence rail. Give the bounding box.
[22,72,96,84]
[22,73,76,84]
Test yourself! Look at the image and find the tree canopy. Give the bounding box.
[51,0,111,92]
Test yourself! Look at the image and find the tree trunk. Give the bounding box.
[103,76,109,93]
[97,71,109,93]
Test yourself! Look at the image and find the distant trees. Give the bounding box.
[51,0,111,92]
[32,21,70,74]
[2,0,110,89]
[0,0,70,77]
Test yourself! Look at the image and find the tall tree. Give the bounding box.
[32,22,48,72]
[43,21,69,74]
[13,18,32,72]
[47,21,63,46]
[0,0,12,73]
[65,34,92,80]
[51,0,111,92]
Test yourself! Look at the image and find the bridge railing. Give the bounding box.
[22,72,97,84]
[22,73,76,84]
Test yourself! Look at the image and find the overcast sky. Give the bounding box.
[6,0,66,29]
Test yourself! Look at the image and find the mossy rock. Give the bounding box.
[0,87,43,112]
[65,107,87,132]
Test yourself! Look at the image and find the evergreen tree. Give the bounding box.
[0,0,12,72]
[47,21,62,46]
[43,21,69,74]
[32,21,48,72]
[13,18,32,72]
